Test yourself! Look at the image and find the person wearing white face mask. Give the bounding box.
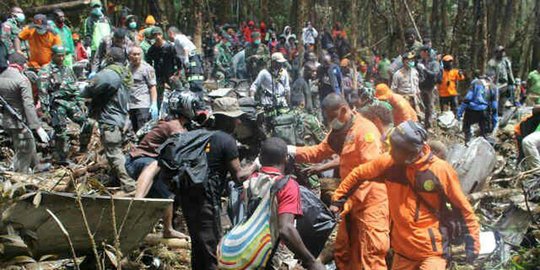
[1,7,27,57]
[287,93,390,270]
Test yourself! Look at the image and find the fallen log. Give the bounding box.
[26,0,91,14]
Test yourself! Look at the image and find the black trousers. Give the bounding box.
[129,108,150,133]
[463,109,488,142]
[180,185,220,270]
[421,87,434,128]
[439,96,458,115]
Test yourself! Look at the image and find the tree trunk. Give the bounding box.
[533,0,540,69]
[297,0,308,42]
[350,0,358,48]
[479,0,489,73]
[449,0,467,55]
[261,0,268,22]
[193,0,203,50]
[26,0,90,14]
[440,0,449,49]
[431,0,440,44]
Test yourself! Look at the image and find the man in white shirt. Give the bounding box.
[302,21,318,49]
[250,52,290,108]
[167,26,205,95]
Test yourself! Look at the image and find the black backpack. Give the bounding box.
[157,129,215,189]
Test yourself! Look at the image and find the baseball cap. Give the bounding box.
[212,97,245,118]
[52,45,66,55]
[389,120,428,153]
[151,27,163,36]
[271,52,287,63]
[442,55,454,62]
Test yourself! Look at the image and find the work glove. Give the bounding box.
[36,127,50,144]
[149,102,159,120]
[287,145,296,156]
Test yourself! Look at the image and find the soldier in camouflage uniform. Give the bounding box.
[245,31,270,81]
[38,45,93,164]
[0,7,27,56]
[213,34,233,84]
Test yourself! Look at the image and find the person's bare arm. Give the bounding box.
[135,161,160,198]
[278,213,325,270]
[303,156,340,175]
[228,158,257,183]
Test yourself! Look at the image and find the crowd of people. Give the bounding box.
[1,1,540,270]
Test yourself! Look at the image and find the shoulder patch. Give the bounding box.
[423,179,435,192]
[364,132,375,143]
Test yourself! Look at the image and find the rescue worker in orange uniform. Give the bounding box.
[331,121,480,270]
[375,83,418,125]
[18,14,62,69]
[438,55,465,115]
[288,93,390,270]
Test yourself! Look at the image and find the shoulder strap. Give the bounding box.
[270,175,291,194]
[409,183,441,220]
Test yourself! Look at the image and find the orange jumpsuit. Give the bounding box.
[296,113,389,270]
[387,92,419,125]
[19,27,62,69]
[333,146,480,270]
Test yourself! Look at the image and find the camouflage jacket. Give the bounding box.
[245,43,270,71]
[37,62,79,110]
[486,57,515,86]
[293,108,326,146]
[1,18,27,55]
[214,42,233,71]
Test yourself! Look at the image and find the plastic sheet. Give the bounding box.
[296,185,337,257]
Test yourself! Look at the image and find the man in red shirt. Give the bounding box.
[256,137,325,270]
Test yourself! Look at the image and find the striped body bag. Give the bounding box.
[218,172,288,269]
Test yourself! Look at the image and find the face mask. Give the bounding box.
[128,21,137,29]
[36,27,47,35]
[443,62,452,70]
[253,39,261,46]
[330,118,346,130]
[15,13,25,23]
[91,7,103,17]
[407,61,415,68]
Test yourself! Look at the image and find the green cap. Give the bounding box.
[151,27,163,36]
[90,0,102,7]
[144,27,155,38]
[52,45,66,55]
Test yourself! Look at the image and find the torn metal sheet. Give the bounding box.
[1,192,172,260]
[447,137,497,194]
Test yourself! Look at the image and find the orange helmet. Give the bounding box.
[340,58,350,67]
[442,55,454,62]
[375,83,392,100]
[145,15,156,25]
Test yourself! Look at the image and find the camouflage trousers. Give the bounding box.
[50,101,93,162]
[99,124,136,192]
[6,128,38,173]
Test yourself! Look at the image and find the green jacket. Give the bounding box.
[37,62,79,111]
[51,24,74,55]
